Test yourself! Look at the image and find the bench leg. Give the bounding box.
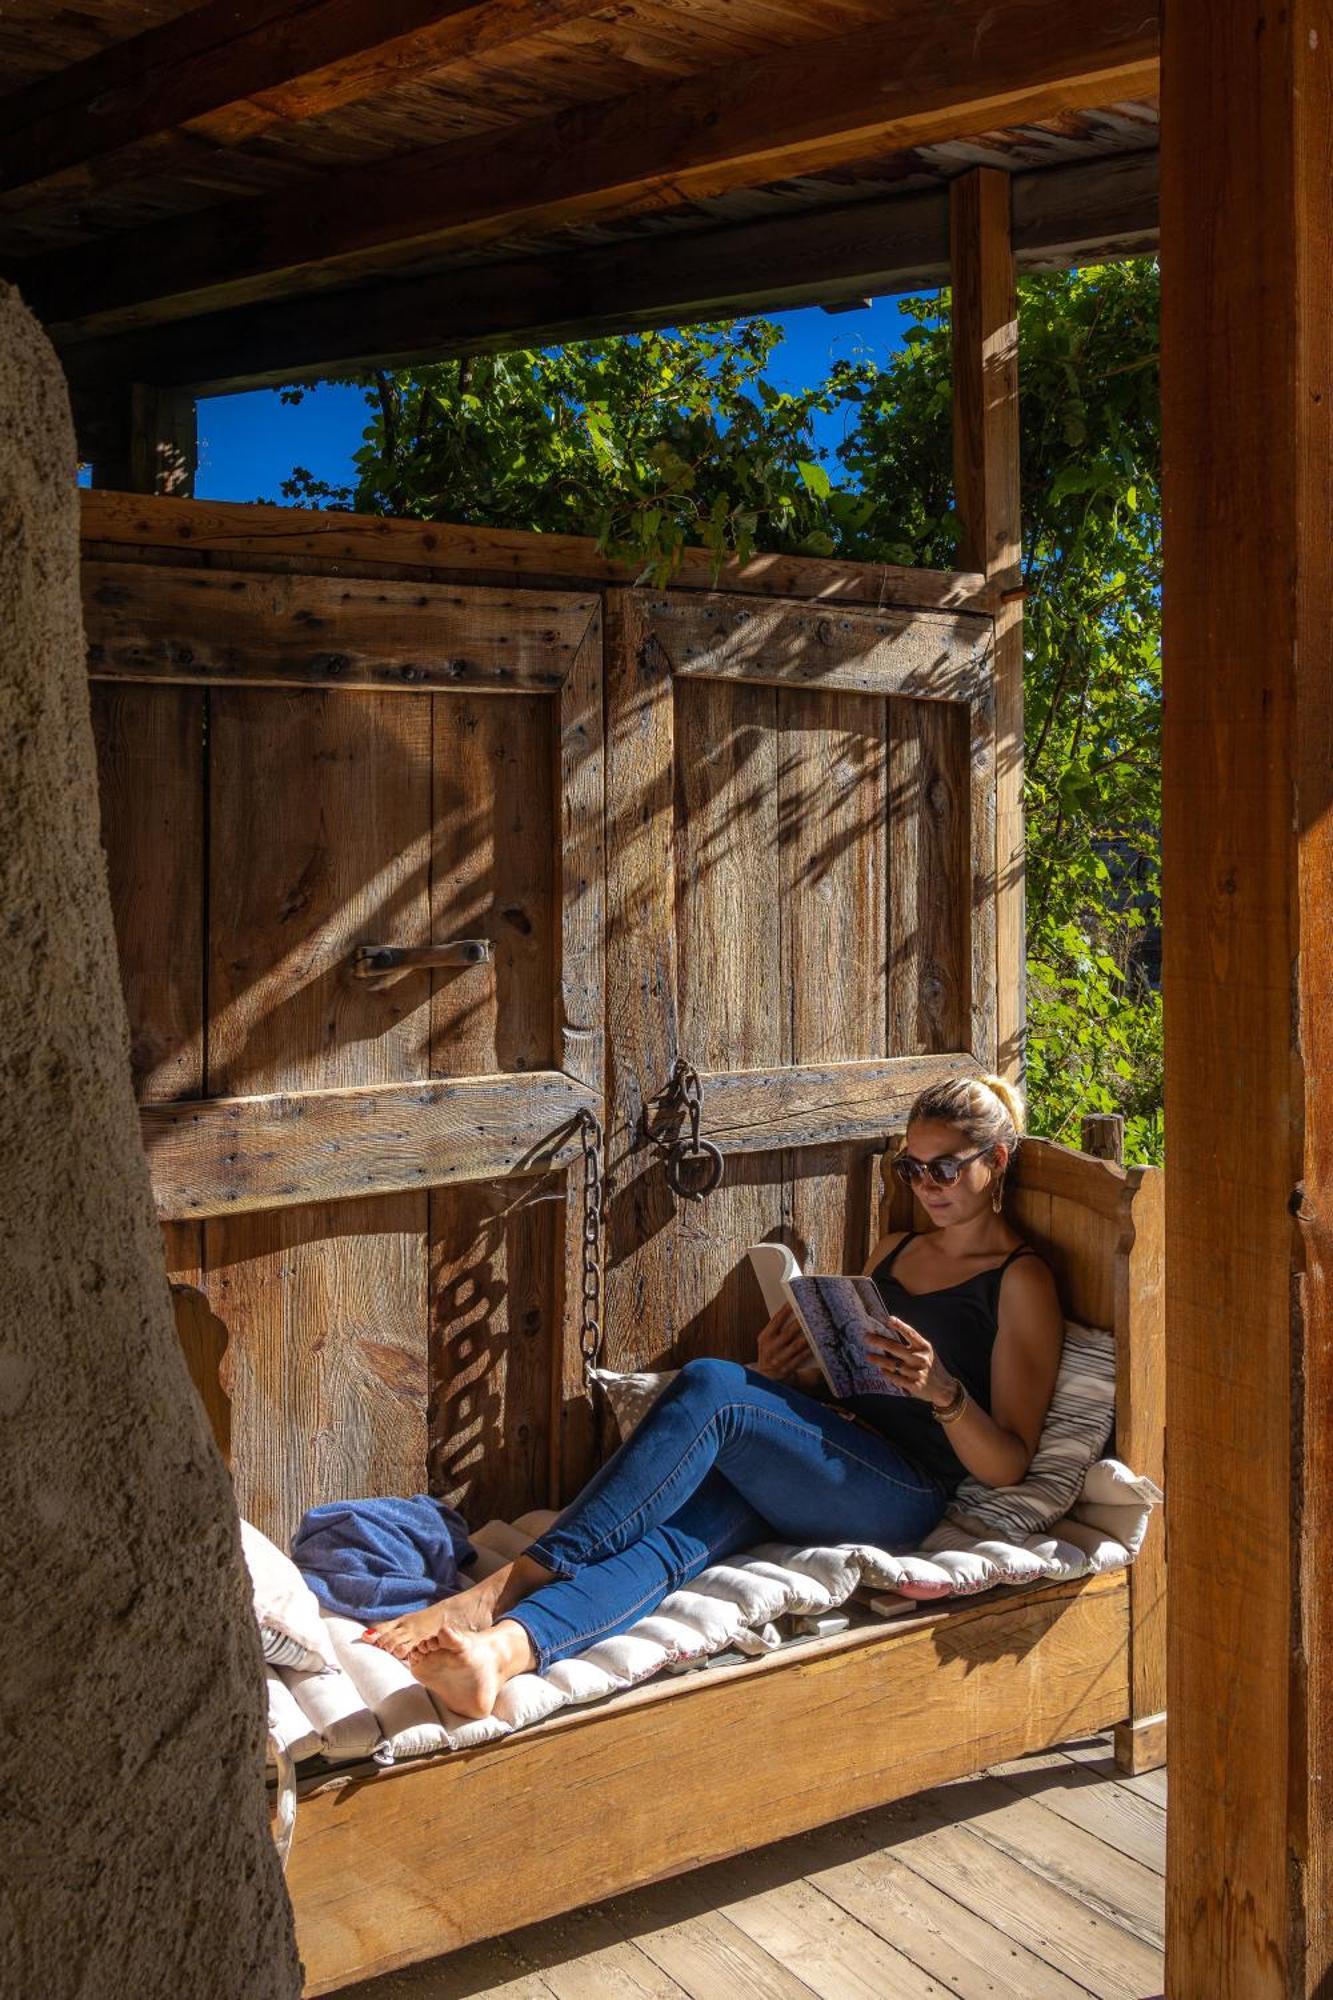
[1114,1710,1167,1775]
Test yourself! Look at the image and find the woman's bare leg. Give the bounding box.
[408,1619,537,1719]
[365,1553,554,1658]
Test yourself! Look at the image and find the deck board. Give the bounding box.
[327,1732,1166,2000]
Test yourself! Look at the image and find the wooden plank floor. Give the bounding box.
[330,1733,1166,2000]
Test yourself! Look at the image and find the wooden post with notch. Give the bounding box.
[1162,0,1333,1989]
[950,167,1023,1084]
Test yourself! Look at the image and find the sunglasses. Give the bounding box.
[891,1144,994,1189]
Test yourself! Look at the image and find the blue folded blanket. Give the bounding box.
[291,1494,476,1622]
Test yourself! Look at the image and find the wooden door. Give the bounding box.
[88,555,604,1541]
[600,588,996,1405]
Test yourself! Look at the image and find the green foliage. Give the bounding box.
[280,264,1163,1162]
[279,323,843,580]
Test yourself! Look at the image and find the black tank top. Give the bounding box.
[843,1233,1038,1493]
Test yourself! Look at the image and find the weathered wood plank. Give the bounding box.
[428,692,556,1078]
[649,593,990,702]
[696,1055,981,1154]
[79,491,992,615]
[952,166,1024,1082]
[207,684,432,1096]
[556,607,605,1097]
[142,1071,598,1217]
[967,675,999,1071]
[207,1194,429,1546]
[91,681,205,1101]
[30,1,1159,335]
[887,695,970,1057]
[84,559,595,693]
[602,591,680,1382]
[429,1176,558,1524]
[287,1575,1129,1992]
[778,687,886,1067]
[1162,3,1333,1981]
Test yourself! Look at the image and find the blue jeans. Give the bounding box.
[508,1357,948,1672]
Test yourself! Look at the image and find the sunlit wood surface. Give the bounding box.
[332,1731,1165,2000]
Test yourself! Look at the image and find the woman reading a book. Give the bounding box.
[367,1074,1064,1718]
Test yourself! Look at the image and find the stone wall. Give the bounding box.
[0,284,301,1998]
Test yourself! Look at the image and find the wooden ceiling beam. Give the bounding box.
[0,0,612,207]
[56,152,1158,398]
[19,0,1160,338]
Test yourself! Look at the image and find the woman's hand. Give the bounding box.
[755,1304,820,1387]
[863,1315,956,1408]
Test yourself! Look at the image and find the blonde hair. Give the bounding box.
[906,1073,1025,1155]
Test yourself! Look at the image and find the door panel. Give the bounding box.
[603,588,995,1396]
[90,563,603,1540]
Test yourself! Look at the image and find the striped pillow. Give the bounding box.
[948,1321,1117,1541]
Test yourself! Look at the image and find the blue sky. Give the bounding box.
[193,294,927,504]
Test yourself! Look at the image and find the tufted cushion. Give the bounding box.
[239,1518,334,1674]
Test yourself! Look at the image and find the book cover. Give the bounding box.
[747,1244,907,1400]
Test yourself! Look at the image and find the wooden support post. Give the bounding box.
[950,168,1023,1083]
[1081,1112,1125,1164]
[1162,0,1333,1992]
[86,382,197,493]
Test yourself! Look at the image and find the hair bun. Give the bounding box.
[979,1072,1026,1136]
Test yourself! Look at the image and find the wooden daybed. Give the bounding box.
[84,491,1163,1993]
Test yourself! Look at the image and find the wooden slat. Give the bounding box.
[59,153,1159,400]
[27,0,1160,336]
[429,1177,558,1523]
[1162,0,1333,1980]
[967,673,999,1070]
[887,696,970,1056]
[697,1055,981,1154]
[602,591,681,1384]
[83,559,596,693]
[778,687,886,1066]
[951,166,1023,1082]
[556,608,605,1095]
[0,0,614,204]
[286,1574,1129,1992]
[91,681,205,1101]
[208,1193,429,1545]
[142,1072,598,1217]
[649,593,990,701]
[79,491,992,616]
[429,693,557,1078]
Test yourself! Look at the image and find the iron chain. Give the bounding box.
[576,1107,605,1379]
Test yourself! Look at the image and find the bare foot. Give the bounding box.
[409,1620,536,1720]
[365,1554,553,1658]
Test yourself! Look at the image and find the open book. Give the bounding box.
[747,1243,907,1400]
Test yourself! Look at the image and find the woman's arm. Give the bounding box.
[865,1256,1064,1487]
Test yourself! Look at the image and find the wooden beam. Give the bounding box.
[140,1072,600,1218]
[950,168,1024,1083]
[82,559,597,693]
[79,490,993,616]
[695,1056,983,1155]
[1161,0,1333,1989]
[647,594,991,703]
[56,152,1159,398]
[0,0,612,207]
[23,0,1160,337]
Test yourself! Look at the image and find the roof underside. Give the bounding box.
[0,0,1161,395]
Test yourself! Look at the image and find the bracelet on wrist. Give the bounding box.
[931,1378,968,1425]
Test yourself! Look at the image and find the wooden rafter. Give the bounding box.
[58,152,1158,397]
[21,0,1160,337]
[0,0,614,207]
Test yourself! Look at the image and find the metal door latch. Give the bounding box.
[639,1056,725,1202]
[350,940,493,991]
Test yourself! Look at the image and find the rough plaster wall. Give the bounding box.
[0,286,302,1998]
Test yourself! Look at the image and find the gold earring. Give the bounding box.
[992,1175,1004,1214]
